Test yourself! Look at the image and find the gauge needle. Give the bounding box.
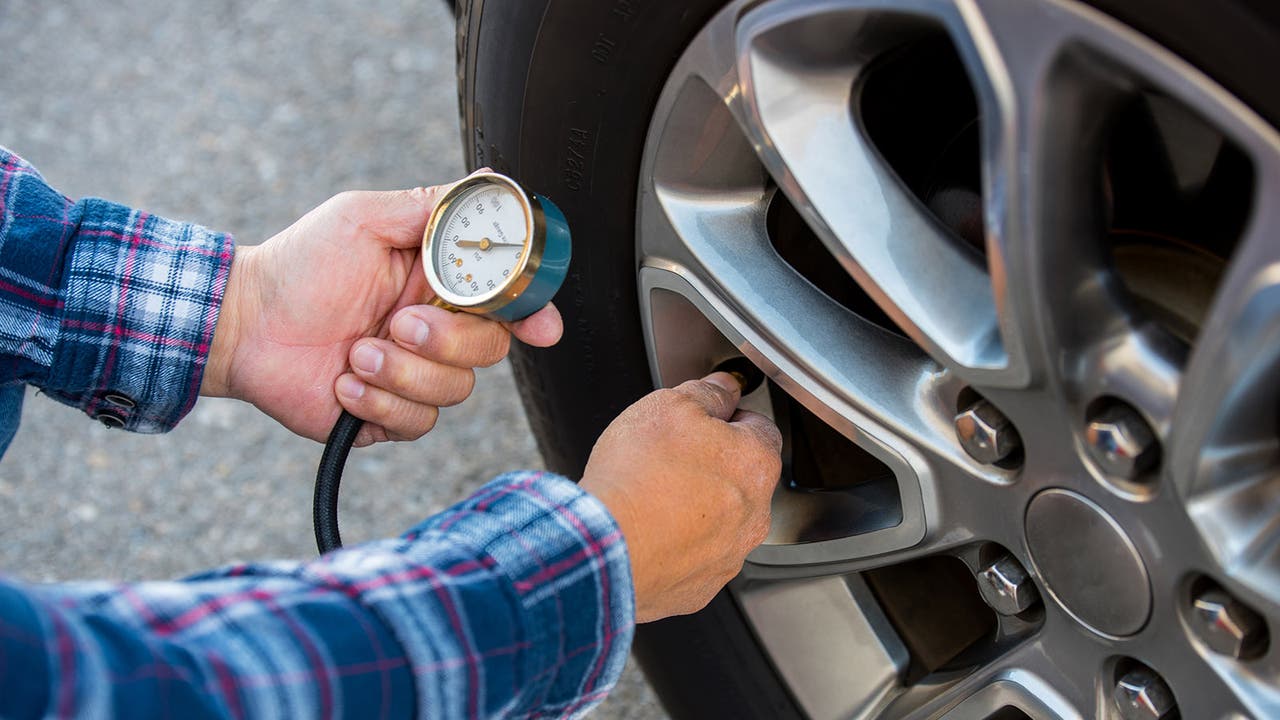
[456,237,524,251]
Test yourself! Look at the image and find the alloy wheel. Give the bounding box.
[635,0,1280,717]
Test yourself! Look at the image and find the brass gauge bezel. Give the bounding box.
[422,172,547,314]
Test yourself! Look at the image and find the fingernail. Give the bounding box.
[394,313,430,346]
[352,344,384,374]
[703,372,740,394]
[336,375,366,400]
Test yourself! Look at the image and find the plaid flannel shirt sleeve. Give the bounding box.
[0,146,232,432]
[0,471,636,718]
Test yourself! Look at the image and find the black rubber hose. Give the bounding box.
[314,409,363,553]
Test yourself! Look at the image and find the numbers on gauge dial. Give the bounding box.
[435,184,529,298]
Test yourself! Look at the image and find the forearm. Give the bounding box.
[0,146,233,434]
[0,472,635,719]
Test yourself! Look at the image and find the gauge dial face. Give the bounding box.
[431,182,530,301]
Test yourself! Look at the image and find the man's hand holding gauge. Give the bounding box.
[314,171,571,552]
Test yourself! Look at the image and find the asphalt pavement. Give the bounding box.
[0,1,664,717]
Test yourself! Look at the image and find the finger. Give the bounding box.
[730,409,784,455]
[353,423,425,447]
[332,186,446,250]
[390,305,511,368]
[335,374,440,441]
[504,303,564,348]
[730,409,785,497]
[332,169,497,252]
[672,372,742,421]
[349,339,476,407]
[354,424,389,448]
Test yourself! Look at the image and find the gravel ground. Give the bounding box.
[0,1,665,717]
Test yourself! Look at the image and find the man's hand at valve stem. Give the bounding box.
[200,184,565,447]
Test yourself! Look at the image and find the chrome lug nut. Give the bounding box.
[1114,667,1176,720]
[977,554,1039,616]
[955,399,1021,466]
[1085,402,1160,480]
[1192,588,1268,659]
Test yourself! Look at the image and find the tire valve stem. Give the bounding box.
[712,357,765,396]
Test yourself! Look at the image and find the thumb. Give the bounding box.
[355,169,495,249]
[673,372,742,421]
[337,186,446,250]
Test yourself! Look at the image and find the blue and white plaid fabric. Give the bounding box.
[0,146,232,443]
[0,472,634,719]
[0,147,635,717]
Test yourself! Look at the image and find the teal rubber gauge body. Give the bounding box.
[422,172,571,322]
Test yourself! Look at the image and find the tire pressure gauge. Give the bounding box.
[423,172,571,322]
[314,172,572,554]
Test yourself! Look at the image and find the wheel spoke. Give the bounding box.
[957,0,1155,405]
[1158,651,1267,720]
[880,627,1095,720]
[729,1,1007,380]
[1169,161,1280,591]
[733,574,908,720]
[885,623,1263,720]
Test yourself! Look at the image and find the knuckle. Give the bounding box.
[674,379,728,407]
[749,513,772,547]
[724,485,755,525]
[734,472,773,514]
[688,594,716,616]
[381,353,415,390]
[384,418,423,441]
[759,422,784,451]
[713,566,741,594]
[753,448,784,481]
[737,415,782,449]
[446,369,476,405]
[369,390,399,420]
[330,190,360,208]
[330,191,369,224]
[432,367,474,407]
[649,387,681,407]
[439,320,510,367]
[653,387,704,418]
[672,378,705,396]
[473,326,511,367]
[394,405,438,440]
[418,405,440,433]
[353,427,375,447]
[415,185,441,204]
[630,390,675,422]
[431,325,466,364]
[735,430,782,472]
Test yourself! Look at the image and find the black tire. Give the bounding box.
[455,1,1280,718]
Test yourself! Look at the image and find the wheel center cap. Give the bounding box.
[1025,489,1151,636]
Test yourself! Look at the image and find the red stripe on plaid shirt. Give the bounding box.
[78,227,230,257]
